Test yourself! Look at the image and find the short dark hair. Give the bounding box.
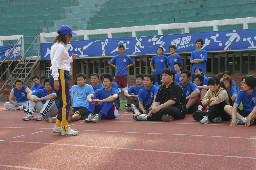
[76,73,87,80]
[194,67,202,74]
[102,73,113,82]
[242,76,256,89]
[223,71,232,76]
[15,79,23,84]
[208,77,220,85]
[162,68,175,80]
[169,45,176,50]
[32,75,40,80]
[157,47,163,51]
[196,39,204,46]
[174,61,182,68]
[43,78,50,85]
[181,70,191,78]
[136,74,144,80]
[118,45,125,49]
[40,75,47,80]
[91,73,99,79]
[144,74,154,82]
[194,74,204,85]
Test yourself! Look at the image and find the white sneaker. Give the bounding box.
[131,104,137,111]
[200,116,210,124]
[91,114,102,123]
[23,114,34,121]
[85,113,94,123]
[53,126,62,133]
[35,114,44,121]
[135,114,148,121]
[61,128,79,136]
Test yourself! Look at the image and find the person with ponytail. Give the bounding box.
[49,25,79,136]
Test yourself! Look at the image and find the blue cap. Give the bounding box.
[58,25,76,35]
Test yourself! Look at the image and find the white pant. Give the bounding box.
[4,101,28,110]
[28,95,57,117]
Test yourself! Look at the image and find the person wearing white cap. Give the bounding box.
[49,25,79,136]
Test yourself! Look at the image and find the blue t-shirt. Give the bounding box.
[138,85,159,107]
[235,89,256,111]
[190,50,207,75]
[203,76,210,85]
[94,87,120,110]
[167,54,183,71]
[33,88,55,104]
[13,85,28,102]
[91,83,104,92]
[110,54,134,76]
[112,82,118,89]
[128,84,144,95]
[175,74,181,84]
[228,87,238,97]
[71,84,94,108]
[232,80,238,91]
[151,55,168,74]
[179,82,199,97]
[31,84,44,92]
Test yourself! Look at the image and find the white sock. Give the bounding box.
[241,117,247,124]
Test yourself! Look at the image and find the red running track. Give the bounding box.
[0,101,256,170]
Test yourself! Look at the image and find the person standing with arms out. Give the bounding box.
[108,45,135,103]
[190,39,207,77]
[150,47,168,85]
[49,25,79,136]
[167,45,183,73]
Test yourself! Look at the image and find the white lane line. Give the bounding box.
[125,132,142,134]
[105,131,120,133]
[145,133,162,135]
[0,164,47,170]
[173,134,187,136]
[210,136,225,138]
[85,130,99,132]
[191,135,205,137]
[229,137,242,139]
[4,140,256,160]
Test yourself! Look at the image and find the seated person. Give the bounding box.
[70,73,94,121]
[31,75,44,92]
[24,78,57,121]
[133,74,158,119]
[193,74,206,110]
[199,77,231,124]
[40,75,47,85]
[224,76,256,127]
[174,61,182,84]
[4,79,30,111]
[222,76,237,103]
[221,71,238,91]
[87,74,120,123]
[194,67,209,98]
[180,70,200,114]
[100,73,118,89]
[90,73,104,92]
[135,69,186,122]
[124,74,144,111]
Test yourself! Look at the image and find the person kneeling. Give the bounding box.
[24,79,57,121]
[136,69,186,122]
[86,74,120,123]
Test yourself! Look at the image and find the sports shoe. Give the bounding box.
[161,114,174,122]
[53,126,62,133]
[85,113,94,123]
[18,105,24,110]
[23,113,34,121]
[131,104,137,111]
[133,113,140,120]
[125,104,132,111]
[212,116,222,123]
[135,114,148,121]
[61,128,79,136]
[35,114,44,121]
[200,116,210,124]
[91,113,102,123]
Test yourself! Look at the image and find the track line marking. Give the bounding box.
[191,135,205,137]
[105,131,120,133]
[173,134,187,136]
[4,140,256,160]
[145,133,162,135]
[125,132,142,134]
[229,137,242,139]
[0,164,47,170]
[210,136,225,138]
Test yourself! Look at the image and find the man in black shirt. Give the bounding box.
[136,68,186,121]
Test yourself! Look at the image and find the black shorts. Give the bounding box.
[73,107,89,120]
[237,109,251,117]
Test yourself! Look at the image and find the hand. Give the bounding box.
[152,69,155,72]
[114,66,117,69]
[230,119,237,126]
[90,99,97,104]
[245,116,252,127]
[32,98,41,104]
[72,53,78,60]
[151,107,159,114]
[142,110,146,114]
[54,80,59,91]
[148,110,152,117]
[127,95,134,100]
[14,103,19,107]
[97,100,104,104]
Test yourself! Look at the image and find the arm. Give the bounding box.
[9,90,18,106]
[190,59,205,63]
[197,85,209,90]
[202,90,209,106]
[150,63,155,72]
[231,94,237,102]
[99,94,118,103]
[87,94,95,103]
[38,93,57,101]
[139,101,146,114]
[246,106,256,127]
[209,90,228,106]
[125,62,135,69]
[186,89,200,100]
[151,99,176,114]
[230,103,239,126]
[108,61,117,69]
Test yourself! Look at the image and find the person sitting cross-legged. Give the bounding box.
[135,68,186,122]
[86,74,120,123]
[133,74,158,119]
[24,78,58,121]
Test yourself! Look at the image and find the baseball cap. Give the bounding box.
[58,25,77,35]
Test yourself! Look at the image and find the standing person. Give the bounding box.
[4,79,30,111]
[190,39,207,76]
[150,47,168,85]
[108,45,135,103]
[49,25,79,136]
[31,76,44,92]
[167,45,183,73]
